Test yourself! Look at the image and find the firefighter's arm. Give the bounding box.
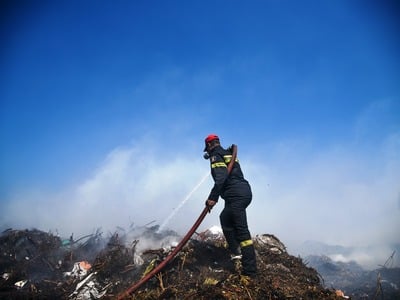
[207,155,228,201]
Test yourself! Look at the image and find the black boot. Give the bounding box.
[241,244,257,277]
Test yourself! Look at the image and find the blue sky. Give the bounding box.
[1,1,399,267]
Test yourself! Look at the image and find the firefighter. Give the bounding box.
[203,134,257,278]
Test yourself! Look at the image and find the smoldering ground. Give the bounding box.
[1,129,399,270]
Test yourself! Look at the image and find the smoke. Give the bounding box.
[1,104,399,270]
[328,244,398,270]
[242,115,400,269]
[244,131,400,267]
[0,141,212,239]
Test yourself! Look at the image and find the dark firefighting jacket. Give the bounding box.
[207,145,251,202]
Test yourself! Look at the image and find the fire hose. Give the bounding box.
[117,145,238,299]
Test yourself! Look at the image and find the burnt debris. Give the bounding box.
[1,227,398,299]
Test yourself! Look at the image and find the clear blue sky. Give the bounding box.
[1,1,399,266]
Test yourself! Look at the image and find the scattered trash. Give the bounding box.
[0,227,399,299]
[2,273,10,280]
[69,272,108,299]
[14,279,28,289]
[75,280,108,300]
[64,261,92,280]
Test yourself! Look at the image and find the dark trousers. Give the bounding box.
[220,194,257,276]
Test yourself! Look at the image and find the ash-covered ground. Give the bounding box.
[1,226,398,299]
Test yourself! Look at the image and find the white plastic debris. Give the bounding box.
[2,273,10,280]
[14,279,28,289]
[75,280,107,300]
[69,272,94,298]
[69,272,108,299]
[64,261,92,280]
[134,253,144,265]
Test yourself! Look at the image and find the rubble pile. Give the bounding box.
[1,227,344,299]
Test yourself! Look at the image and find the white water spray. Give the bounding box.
[157,172,210,232]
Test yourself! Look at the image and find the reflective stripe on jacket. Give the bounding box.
[208,145,251,201]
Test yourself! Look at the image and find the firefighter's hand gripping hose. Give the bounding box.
[116,145,237,299]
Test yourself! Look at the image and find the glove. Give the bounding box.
[205,199,217,212]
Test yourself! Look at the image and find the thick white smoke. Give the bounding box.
[1,129,399,270]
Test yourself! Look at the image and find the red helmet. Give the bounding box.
[204,134,219,151]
